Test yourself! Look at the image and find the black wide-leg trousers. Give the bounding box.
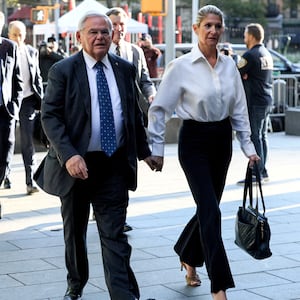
[174,118,235,293]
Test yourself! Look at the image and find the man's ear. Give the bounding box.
[76,31,81,43]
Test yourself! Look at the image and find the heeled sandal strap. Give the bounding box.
[185,273,201,287]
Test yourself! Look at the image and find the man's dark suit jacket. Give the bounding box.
[0,37,23,118]
[34,51,151,197]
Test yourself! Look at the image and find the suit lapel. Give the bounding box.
[109,54,128,119]
[126,42,133,63]
[25,45,34,82]
[73,52,91,115]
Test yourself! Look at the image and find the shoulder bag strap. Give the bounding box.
[252,162,266,215]
[243,163,253,209]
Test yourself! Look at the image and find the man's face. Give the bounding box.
[8,26,26,46]
[76,16,112,61]
[108,14,127,44]
[244,30,250,48]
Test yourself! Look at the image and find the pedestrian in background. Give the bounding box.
[140,33,161,78]
[147,5,260,300]
[0,12,23,190]
[38,37,64,91]
[8,20,44,194]
[34,11,155,300]
[106,7,156,232]
[237,23,273,185]
[106,7,155,104]
[219,42,240,64]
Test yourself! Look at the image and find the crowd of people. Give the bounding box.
[0,4,273,300]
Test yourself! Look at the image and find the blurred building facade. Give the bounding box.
[1,0,300,53]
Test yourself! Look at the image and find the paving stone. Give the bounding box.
[0,132,300,299]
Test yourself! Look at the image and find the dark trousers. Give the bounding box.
[248,105,271,178]
[60,149,139,300]
[0,106,15,185]
[19,95,39,185]
[174,118,235,293]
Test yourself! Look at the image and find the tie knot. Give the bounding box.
[115,44,121,56]
[95,61,104,70]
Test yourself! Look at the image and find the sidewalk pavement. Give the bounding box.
[1,132,300,300]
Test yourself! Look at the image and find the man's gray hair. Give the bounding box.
[8,20,26,33]
[106,7,128,19]
[77,11,112,32]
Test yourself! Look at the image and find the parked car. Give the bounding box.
[155,42,300,75]
[220,43,300,75]
[154,42,300,132]
[155,43,193,77]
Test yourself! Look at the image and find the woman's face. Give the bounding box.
[193,13,224,49]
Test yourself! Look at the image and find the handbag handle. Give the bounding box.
[242,162,266,215]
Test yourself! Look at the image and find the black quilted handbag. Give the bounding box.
[235,162,272,260]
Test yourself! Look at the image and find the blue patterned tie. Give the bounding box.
[95,62,117,156]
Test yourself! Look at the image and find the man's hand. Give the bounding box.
[144,155,163,172]
[65,155,88,179]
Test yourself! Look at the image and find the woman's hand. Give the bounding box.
[248,154,260,167]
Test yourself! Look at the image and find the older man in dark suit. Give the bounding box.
[34,11,155,300]
[8,20,44,194]
[0,11,23,189]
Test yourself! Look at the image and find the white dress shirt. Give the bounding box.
[148,45,256,157]
[83,51,124,152]
[19,45,33,99]
[110,40,133,62]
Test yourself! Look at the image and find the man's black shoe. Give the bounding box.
[63,288,82,300]
[26,184,39,195]
[4,177,11,189]
[124,222,133,232]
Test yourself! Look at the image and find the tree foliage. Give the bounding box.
[198,0,267,25]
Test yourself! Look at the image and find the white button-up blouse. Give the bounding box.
[148,45,256,158]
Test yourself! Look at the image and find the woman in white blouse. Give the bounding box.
[147,5,260,300]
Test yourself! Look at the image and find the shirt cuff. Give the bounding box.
[151,143,164,157]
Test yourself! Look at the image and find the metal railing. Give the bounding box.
[151,73,300,117]
[271,74,300,116]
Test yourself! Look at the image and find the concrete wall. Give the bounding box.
[285,108,300,136]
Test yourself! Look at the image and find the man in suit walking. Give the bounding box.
[106,7,156,232]
[34,12,155,300]
[106,7,155,104]
[7,20,44,194]
[0,12,23,190]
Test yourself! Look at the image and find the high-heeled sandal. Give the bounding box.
[180,262,201,287]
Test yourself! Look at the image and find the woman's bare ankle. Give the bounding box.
[212,290,227,300]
